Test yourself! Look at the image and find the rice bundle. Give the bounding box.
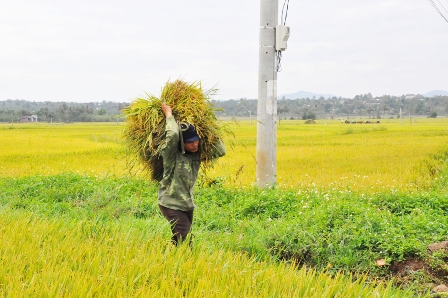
[122,79,226,181]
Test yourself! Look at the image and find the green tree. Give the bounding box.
[428,111,437,118]
[414,102,424,115]
[302,111,316,120]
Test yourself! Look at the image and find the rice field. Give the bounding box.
[218,118,448,191]
[0,210,418,297]
[0,122,127,177]
[1,118,448,192]
[1,118,446,297]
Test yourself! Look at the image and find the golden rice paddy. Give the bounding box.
[1,118,447,192]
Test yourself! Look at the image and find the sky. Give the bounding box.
[1,0,447,102]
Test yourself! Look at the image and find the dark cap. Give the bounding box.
[180,123,200,142]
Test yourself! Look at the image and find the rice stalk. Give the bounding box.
[122,79,231,181]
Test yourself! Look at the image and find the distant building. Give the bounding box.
[20,115,38,122]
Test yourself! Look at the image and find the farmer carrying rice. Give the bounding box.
[158,103,226,245]
[123,79,229,245]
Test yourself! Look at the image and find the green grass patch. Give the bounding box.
[0,208,420,297]
[2,173,448,295]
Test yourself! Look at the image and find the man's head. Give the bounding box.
[181,123,200,153]
[184,139,199,153]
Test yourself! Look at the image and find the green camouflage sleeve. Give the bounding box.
[211,138,226,159]
[160,115,179,170]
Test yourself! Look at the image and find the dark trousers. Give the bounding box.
[159,205,194,245]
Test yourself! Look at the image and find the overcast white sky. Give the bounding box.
[1,0,447,102]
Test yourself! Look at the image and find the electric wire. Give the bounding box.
[277,0,290,72]
[428,0,448,22]
[436,0,448,14]
[281,0,290,25]
[276,51,282,72]
[427,0,448,23]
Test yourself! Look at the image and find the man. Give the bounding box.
[158,103,226,245]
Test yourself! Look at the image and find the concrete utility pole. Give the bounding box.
[256,0,278,187]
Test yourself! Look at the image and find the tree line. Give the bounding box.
[1,94,447,123]
[0,100,128,123]
[211,93,448,120]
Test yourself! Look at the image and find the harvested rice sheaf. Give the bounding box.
[122,79,228,181]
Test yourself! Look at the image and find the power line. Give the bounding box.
[436,0,448,14]
[281,0,290,25]
[277,0,290,72]
[276,51,282,72]
[427,0,448,23]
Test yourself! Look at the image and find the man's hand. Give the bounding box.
[161,103,172,118]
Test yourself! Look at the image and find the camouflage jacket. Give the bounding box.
[158,115,226,211]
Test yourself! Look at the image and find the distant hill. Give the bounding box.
[278,91,336,100]
[424,90,448,97]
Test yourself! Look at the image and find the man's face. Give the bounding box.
[184,140,199,153]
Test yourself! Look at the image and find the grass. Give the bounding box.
[2,173,448,295]
[0,176,422,297]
